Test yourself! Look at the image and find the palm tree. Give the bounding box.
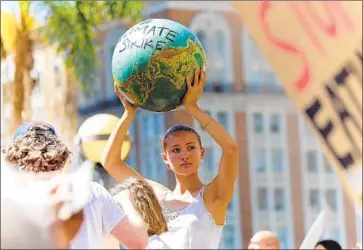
[1,2,37,136]
[1,1,144,143]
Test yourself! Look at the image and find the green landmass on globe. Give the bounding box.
[112,19,206,112]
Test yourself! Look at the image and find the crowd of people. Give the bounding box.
[1,68,355,249]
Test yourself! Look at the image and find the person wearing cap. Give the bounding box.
[2,121,148,249]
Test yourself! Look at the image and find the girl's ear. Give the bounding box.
[162,152,171,170]
[200,147,206,160]
[162,152,169,165]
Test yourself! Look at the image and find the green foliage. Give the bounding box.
[41,1,144,95]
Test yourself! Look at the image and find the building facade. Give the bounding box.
[1,1,358,248]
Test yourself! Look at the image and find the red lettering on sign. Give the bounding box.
[288,1,355,53]
[324,1,355,31]
[288,2,324,53]
[259,1,311,92]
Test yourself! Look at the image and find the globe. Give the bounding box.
[112,19,206,112]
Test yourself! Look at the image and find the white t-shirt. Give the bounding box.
[70,182,126,249]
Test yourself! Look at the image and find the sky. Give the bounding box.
[1,1,49,25]
[1,1,20,15]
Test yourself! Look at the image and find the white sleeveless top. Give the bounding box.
[153,186,224,249]
[147,235,171,249]
[147,226,190,249]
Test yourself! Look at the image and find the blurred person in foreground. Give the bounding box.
[1,156,71,249]
[2,121,148,249]
[248,230,280,249]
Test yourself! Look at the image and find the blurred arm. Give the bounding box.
[97,183,148,249]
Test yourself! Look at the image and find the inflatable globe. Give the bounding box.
[112,19,206,112]
[78,114,132,163]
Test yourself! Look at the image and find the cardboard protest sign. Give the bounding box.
[232,1,362,210]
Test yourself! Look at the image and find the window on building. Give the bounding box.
[271,147,284,173]
[214,31,225,84]
[254,148,267,173]
[307,150,318,173]
[253,113,264,135]
[309,189,320,210]
[326,189,338,212]
[215,31,225,55]
[270,114,281,135]
[274,187,285,211]
[242,28,279,90]
[257,187,268,211]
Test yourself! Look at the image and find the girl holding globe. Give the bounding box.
[101,67,239,249]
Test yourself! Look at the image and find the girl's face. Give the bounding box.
[162,131,205,176]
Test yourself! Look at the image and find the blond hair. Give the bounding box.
[2,124,71,173]
[110,177,168,236]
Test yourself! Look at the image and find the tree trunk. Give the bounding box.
[10,25,34,135]
[22,31,35,122]
[22,71,34,121]
[11,37,26,135]
[1,35,7,59]
[61,70,78,147]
